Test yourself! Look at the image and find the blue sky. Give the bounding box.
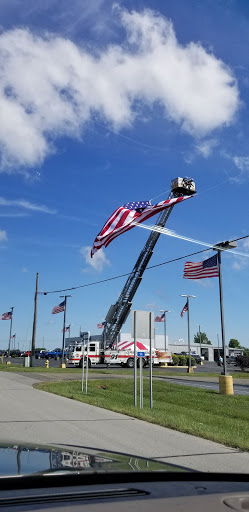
[0,0,249,350]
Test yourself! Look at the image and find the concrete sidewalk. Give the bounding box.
[1,371,249,473]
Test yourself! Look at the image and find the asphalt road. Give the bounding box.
[155,376,249,395]
[1,371,249,473]
[3,357,237,372]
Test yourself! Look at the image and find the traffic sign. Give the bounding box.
[137,351,145,357]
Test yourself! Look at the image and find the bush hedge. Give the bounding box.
[171,354,196,367]
[236,355,249,370]
[172,354,180,366]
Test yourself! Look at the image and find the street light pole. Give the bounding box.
[160,310,170,351]
[60,295,72,365]
[31,272,39,367]
[8,307,14,357]
[213,240,237,376]
[181,295,196,371]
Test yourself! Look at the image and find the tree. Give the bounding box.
[229,339,241,348]
[194,331,212,345]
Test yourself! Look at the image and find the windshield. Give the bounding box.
[0,0,248,479]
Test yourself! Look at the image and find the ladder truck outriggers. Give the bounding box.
[67,177,196,368]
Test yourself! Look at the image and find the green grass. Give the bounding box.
[35,378,249,451]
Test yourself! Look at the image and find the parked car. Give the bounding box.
[35,350,47,359]
[46,348,62,359]
[191,354,201,364]
[10,350,21,357]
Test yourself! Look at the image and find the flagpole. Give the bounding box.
[181,295,196,373]
[61,298,67,365]
[160,310,170,351]
[187,297,190,369]
[8,307,14,357]
[31,273,39,367]
[217,250,227,376]
[60,295,72,366]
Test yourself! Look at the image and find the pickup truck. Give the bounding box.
[46,349,62,359]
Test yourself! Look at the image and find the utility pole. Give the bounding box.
[31,273,39,367]
[181,295,196,372]
[60,295,72,366]
[8,307,14,357]
[160,310,170,351]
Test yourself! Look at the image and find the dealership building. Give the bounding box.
[66,331,243,362]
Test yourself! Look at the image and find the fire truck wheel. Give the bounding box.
[127,358,134,368]
[79,358,83,368]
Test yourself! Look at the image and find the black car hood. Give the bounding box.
[0,442,186,478]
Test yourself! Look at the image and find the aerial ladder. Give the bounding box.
[102,177,196,349]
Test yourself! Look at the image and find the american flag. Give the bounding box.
[155,313,165,322]
[52,301,65,315]
[183,254,219,279]
[97,321,106,329]
[11,334,16,339]
[91,196,190,257]
[62,326,70,332]
[181,302,188,317]
[1,311,12,320]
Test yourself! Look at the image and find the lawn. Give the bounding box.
[35,378,249,450]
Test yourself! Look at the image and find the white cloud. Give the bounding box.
[0,229,7,241]
[232,239,249,271]
[80,245,110,272]
[233,156,249,172]
[0,7,239,172]
[195,138,218,158]
[0,197,56,214]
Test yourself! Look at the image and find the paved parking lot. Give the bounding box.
[3,357,237,372]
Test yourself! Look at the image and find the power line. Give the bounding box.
[39,233,249,295]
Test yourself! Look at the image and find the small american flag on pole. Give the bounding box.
[52,301,65,315]
[155,313,165,322]
[1,311,12,320]
[62,326,70,332]
[183,254,219,279]
[97,321,106,329]
[11,334,16,339]
[91,196,191,257]
[181,302,188,317]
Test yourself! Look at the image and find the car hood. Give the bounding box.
[0,442,187,477]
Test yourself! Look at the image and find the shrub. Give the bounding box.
[186,356,196,367]
[236,355,249,371]
[178,355,187,366]
[172,354,180,366]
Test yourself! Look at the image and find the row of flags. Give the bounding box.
[1,254,219,328]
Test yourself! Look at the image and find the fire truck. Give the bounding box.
[66,340,171,368]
